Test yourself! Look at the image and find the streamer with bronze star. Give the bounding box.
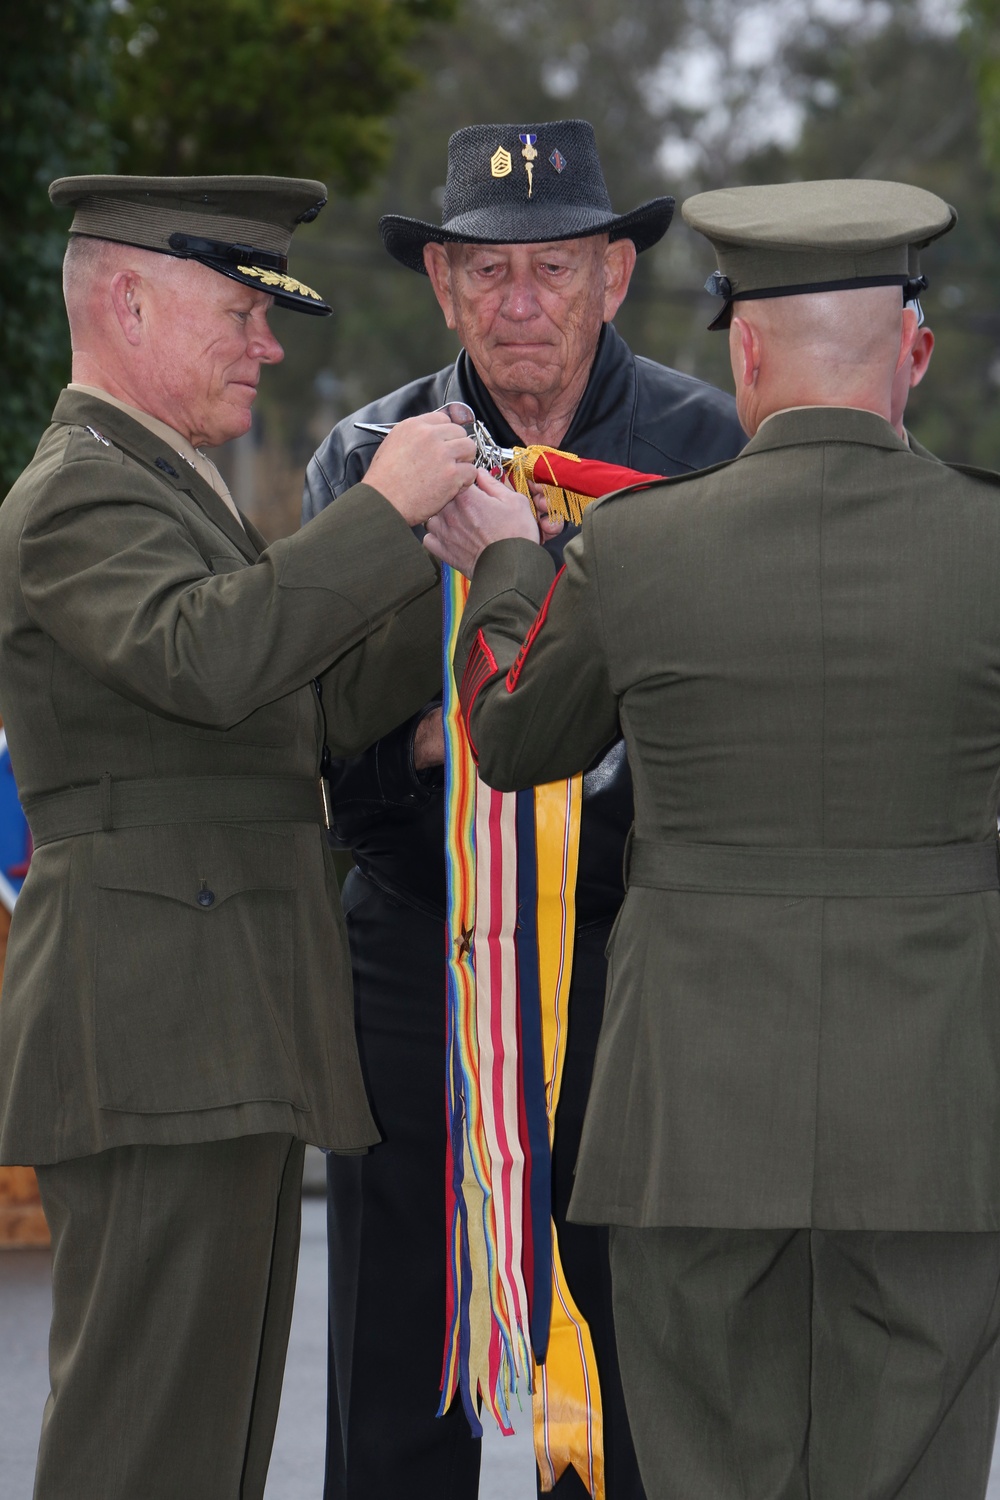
[440,561,531,1436]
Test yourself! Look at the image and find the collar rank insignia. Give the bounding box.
[549,148,567,173]
[491,146,512,179]
[519,133,538,197]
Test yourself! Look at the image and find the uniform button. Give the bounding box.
[197,885,215,908]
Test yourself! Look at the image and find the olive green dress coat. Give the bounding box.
[457,406,1000,1232]
[0,389,442,1165]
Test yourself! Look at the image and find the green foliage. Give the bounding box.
[0,0,117,493]
[967,0,1000,181]
[0,0,459,497]
[107,0,459,190]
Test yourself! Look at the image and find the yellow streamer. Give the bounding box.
[531,777,605,1499]
[538,1232,605,1498]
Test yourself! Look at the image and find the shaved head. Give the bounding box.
[63,236,189,345]
[63,235,118,341]
[62,234,114,298]
[728,286,919,436]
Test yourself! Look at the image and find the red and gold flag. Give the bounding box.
[505,445,662,524]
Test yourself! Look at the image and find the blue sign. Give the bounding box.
[0,732,30,912]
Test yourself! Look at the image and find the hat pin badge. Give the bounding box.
[519,133,538,198]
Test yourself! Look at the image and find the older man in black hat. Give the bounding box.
[0,173,480,1500]
[303,119,744,1500]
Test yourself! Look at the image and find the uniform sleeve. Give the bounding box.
[316,587,444,759]
[301,415,445,835]
[455,522,619,792]
[17,453,439,733]
[302,425,382,521]
[324,702,442,849]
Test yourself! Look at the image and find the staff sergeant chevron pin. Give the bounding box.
[491,146,513,178]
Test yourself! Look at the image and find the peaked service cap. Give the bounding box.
[49,174,332,315]
[681,178,956,329]
[379,119,674,273]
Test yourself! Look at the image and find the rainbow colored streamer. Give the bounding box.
[440,562,604,1498]
[440,562,531,1433]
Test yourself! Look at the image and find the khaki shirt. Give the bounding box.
[68,383,243,526]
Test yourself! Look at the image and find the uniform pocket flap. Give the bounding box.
[92,824,296,907]
[209,555,246,574]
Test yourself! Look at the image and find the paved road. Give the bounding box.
[2,1194,998,1498]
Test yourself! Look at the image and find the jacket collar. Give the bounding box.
[456,323,637,468]
[50,388,260,561]
[740,405,908,460]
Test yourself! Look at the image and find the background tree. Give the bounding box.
[969,0,1000,177]
[106,0,458,190]
[0,0,460,498]
[0,1,116,492]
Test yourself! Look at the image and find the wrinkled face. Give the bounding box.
[424,236,633,409]
[139,259,284,447]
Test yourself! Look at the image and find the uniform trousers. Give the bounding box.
[33,1131,305,1500]
[610,1225,1000,1500]
[325,869,645,1499]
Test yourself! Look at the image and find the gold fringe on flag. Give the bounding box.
[505,447,596,527]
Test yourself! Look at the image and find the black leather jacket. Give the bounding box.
[303,324,745,925]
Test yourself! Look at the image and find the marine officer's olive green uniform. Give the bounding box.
[0,178,443,1500]
[456,183,1000,1498]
